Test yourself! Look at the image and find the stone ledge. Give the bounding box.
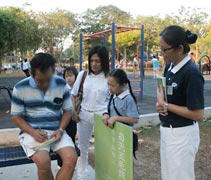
[1,107,211,146]
[135,107,211,129]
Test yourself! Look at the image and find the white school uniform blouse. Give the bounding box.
[71,71,109,112]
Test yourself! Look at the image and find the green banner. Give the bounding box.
[94,114,133,180]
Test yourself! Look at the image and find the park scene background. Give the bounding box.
[1,1,211,67]
[0,0,211,180]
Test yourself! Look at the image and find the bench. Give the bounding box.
[0,145,80,168]
[0,86,13,100]
[0,85,80,168]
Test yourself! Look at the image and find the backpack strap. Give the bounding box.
[112,98,122,116]
[109,95,138,159]
[107,94,113,116]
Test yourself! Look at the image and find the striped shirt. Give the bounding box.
[11,75,72,131]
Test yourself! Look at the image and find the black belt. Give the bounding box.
[160,121,196,128]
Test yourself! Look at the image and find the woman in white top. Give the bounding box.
[71,45,110,180]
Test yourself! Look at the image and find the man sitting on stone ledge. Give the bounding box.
[11,53,77,180]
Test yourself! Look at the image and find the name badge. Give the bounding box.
[167,85,173,95]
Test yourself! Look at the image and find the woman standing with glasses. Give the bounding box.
[71,45,110,180]
[156,25,204,180]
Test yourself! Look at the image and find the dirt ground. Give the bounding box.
[1,71,211,180]
[0,121,210,180]
[88,121,211,180]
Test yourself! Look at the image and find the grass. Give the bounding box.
[137,120,211,138]
[138,125,160,137]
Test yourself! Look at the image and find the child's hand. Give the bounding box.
[107,116,118,128]
[102,114,110,126]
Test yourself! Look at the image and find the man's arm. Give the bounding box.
[50,110,72,140]
[58,111,72,130]
[12,115,48,143]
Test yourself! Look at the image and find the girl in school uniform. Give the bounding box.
[157,25,204,180]
[71,45,110,180]
[102,68,139,131]
[102,69,139,159]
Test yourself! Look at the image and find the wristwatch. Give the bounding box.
[163,102,169,112]
[58,127,64,134]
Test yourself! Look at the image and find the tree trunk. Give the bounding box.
[124,47,127,60]
[136,44,141,57]
[116,48,120,62]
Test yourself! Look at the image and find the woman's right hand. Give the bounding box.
[102,114,110,126]
[156,102,168,116]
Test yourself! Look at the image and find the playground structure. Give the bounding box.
[79,22,145,99]
[198,55,211,75]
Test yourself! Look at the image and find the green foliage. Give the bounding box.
[108,30,140,48]
[35,9,76,60]
[79,5,131,34]
[77,5,131,53]
[0,7,41,57]
[1,5,211,63]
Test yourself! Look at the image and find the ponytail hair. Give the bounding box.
[160,25,198,54]
[127,79,137,103]
[109,68,137,103]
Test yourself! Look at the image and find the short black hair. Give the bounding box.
[30,53,56,76]
[63,66,78,80]
[88,45,109,77]
[160,25,197,54]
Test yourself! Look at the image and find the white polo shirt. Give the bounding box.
[22,61,30,70]
[71,71,109,112]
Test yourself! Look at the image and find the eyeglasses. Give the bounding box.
[159,45,177,53]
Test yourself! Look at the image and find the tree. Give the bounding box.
[14,9,41,55]
[77,5,132,55]
[36,9,76,60]
[0,8,16,56]
[197,23,211,57]
[79,5,131,34]
[169,6,209,27]
[108,30,140,61]
[0,7,41,58]
[133,7,210,60]
[132,16,165,59]
[169,6,209,60]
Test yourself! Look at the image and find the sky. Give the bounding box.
[1,0,211,17]
[1,0,211,49]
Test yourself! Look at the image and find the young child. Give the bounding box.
[63,66,78,141]
[102,68,139,128]
[102,68,139,157]
[57,66,78,167]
